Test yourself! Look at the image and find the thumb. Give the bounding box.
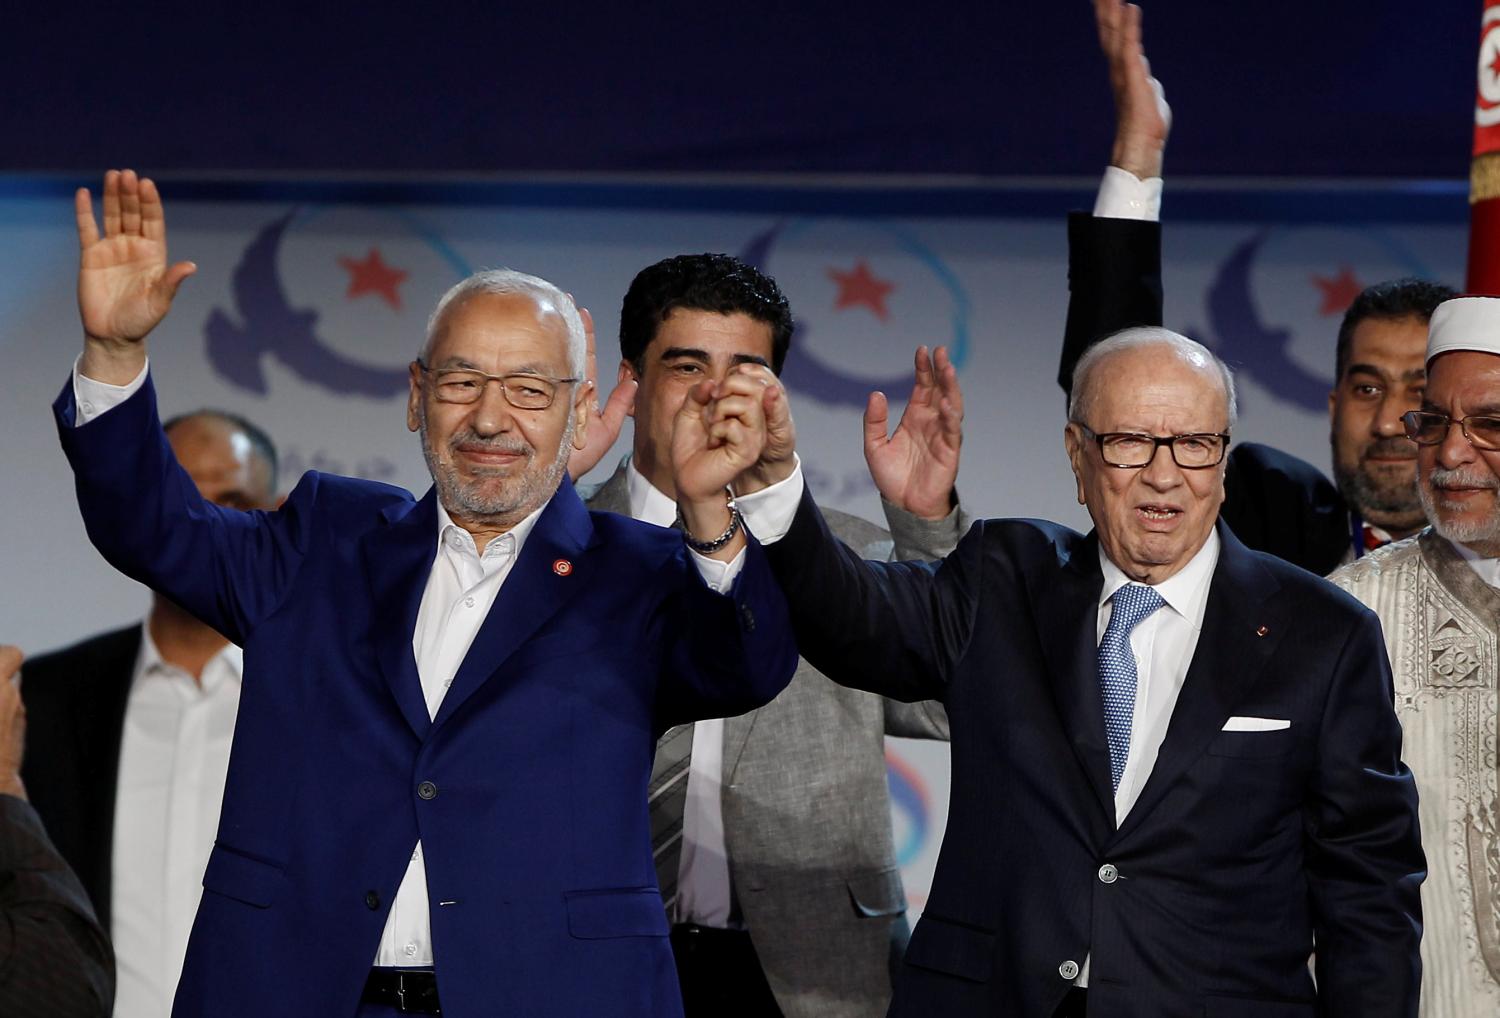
[675,379,715,430]
[600,377,636,430]
[159,260,197,301]
[863,391,890,452]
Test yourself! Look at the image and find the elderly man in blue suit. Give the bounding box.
[726,327,1426,1018]
[54,169,796,1018]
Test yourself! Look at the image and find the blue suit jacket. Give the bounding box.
[766,491,1424,1018]
[54,377,797,1018]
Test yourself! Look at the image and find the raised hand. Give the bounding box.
[76,169,196,383]
[567,306,637,480]
[671,376,769,557]
[715,364,797,495]
[864,345,962,520]
[1095,0,1171,180]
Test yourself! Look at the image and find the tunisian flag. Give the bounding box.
[1469,0,1500,289]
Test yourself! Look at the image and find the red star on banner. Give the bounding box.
[1311,265,1363,316]
[827,260,896,321]
[339,248,409,310]
[1490,45,1500,82]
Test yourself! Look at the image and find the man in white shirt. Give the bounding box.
[54,168,796,1018]
[23,409,277,1018]
[1329,296,1500,1015]
[575,253,956,1018]
[728,325,1424,1017]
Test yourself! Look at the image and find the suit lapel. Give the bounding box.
[1113,525,1287,842]
[430,479,597,733]
[360,490,439,740]
[721,709,759,783]
[1034,532,1117,822]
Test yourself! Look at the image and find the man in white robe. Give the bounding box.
[1330,295,1500,1016]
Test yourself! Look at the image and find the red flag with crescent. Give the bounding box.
[1469,0,1500,289]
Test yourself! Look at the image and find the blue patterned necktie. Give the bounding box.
[1098,583,1166,791]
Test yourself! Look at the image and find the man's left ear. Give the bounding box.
[572,381,592,451]
[1063,423,1087,505]
[405,362,423,433]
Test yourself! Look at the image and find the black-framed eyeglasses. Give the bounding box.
[1401,410,1500,451]
[1075,423,1231,469]
[415,361,579,410]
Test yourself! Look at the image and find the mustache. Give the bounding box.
[448,429,532,456]
[1428,466,1500,490]
[1362,437,1417,462]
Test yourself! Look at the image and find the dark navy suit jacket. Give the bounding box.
[54,376,797,1018]
[767,491,1424,1018]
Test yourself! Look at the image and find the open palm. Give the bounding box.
[864,345,963,519]
[76,169,195,345]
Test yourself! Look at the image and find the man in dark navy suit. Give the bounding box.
[55,168,796,1018]
[729,326,1425,1017]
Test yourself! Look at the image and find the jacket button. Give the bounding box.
[1058,959,1080,980]
[1098,863,1119,884]
[417,781,438,800]
[739,605,756,631]
[364,890,380,910]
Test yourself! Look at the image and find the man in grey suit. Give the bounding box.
[573,253,957,1017]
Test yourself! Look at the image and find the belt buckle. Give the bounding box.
[395,971,408,1012]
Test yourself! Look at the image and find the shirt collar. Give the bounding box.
[626,456,679,528]
[1448,536,1500,588]
[137,620,244,694]
[1097,527,1221,623]
[434,495,548,560]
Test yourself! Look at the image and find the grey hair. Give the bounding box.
[1068,326,1238,428]
[420,268,587,379]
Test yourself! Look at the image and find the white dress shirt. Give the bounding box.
[624,458,757,928]
[1094,165,1162,222]
[111,625,242,1018]
[75,361,743,970]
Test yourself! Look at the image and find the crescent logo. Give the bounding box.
[204,208,471,398]
[740,220,970,409]
[1205,232,1330,412]
[1204,227,1435,413]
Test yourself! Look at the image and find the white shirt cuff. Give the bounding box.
[690,547,746,592]
[72,355,149,426]
[1093,165,1162,222]
[734,457,805,546]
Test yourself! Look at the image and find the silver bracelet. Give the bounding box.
[677,498,743,554]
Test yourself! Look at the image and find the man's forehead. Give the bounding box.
[1426,349,1500,401]
[428,292,567,361]
[1093,348,1225,408]
[653,309,773,352]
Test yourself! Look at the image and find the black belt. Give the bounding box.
[362,968,440,1015]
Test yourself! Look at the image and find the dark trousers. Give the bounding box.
[1053,987,1088,1017]
[670,923,782,1017]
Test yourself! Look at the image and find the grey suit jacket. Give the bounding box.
[582,460,954,1018]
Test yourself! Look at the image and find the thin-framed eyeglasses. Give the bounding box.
[1074,423,1231,469]
[1401,410,1500,451]
[415,361,579,410]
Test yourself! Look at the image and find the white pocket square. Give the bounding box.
[1222,716,1291,732]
